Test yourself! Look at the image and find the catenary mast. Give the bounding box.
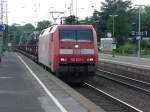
[0,0,8,49]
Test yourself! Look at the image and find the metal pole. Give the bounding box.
[71,0,74,15]
[76,0,77,17]
[109,15,118,37]
[135,4,144,57]
[69,5,71,16]
[112,16,115,57]
[138,7,141,57]
[110,15,118,57]
[113,16,115,37]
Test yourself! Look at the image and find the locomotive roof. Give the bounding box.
[40,25,94,36]
[55,24,93,27]
[52,25,94,31]
[55,24,93,28]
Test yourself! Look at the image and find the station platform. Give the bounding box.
[99,53,150,69]
[0,52,105,112]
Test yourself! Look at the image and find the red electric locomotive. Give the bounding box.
[38,25,98,82]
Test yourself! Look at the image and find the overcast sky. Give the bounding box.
[7,0,150,26]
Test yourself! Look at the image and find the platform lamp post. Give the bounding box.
[109,15,118,38]
[109,14,118,57]
[135,5,144,58]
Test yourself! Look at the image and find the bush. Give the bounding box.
[141,41,150,49]
[143,48,150,55]
[3,47,12,52]
[117,43,136,55]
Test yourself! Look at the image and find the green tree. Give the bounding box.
[91,10,101,40]
[64,15,78,24]
[22,23,35,33]
[8,24,22,45]
[36,20,52,31]
[91,0,132,45]
[141,6,150,34]
[107,9,132,45]
[95,0,118,38]
[8,23,35,45]
[78,17,93,25]
[130,6,150,33]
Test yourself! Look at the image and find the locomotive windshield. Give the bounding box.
[60,31,76,42]
[76,30,93,42]
[60,30,93,42]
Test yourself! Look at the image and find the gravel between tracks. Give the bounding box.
[74,84,131,112]
[97,70,150,93]
[86,75,150,112]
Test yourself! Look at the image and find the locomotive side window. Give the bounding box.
[77,30,93,42]
[60,30,76,42]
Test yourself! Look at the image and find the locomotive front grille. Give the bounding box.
[59,64,95,72]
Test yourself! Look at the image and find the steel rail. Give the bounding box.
[97,69,150,94]
[84,82,143,112]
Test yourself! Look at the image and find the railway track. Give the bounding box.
[74,83,142,112]
[97,68,150,94]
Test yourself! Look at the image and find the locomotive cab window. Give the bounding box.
[77,30,93,42]
[60,30,76,42]
[60,30,93,42]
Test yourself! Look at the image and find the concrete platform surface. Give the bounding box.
[0,52,105,112]
[99,54,150,69]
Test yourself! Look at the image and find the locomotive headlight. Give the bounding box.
[60,58,65,61]
[60,58,67,62]
[87,58,94,62]
[89,58,94,61]
[75,44,79,48]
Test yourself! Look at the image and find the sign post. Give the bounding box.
[112,41,116,57]
[107,32,112,38]
[0,32,3,62]
[107,32,117,57]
